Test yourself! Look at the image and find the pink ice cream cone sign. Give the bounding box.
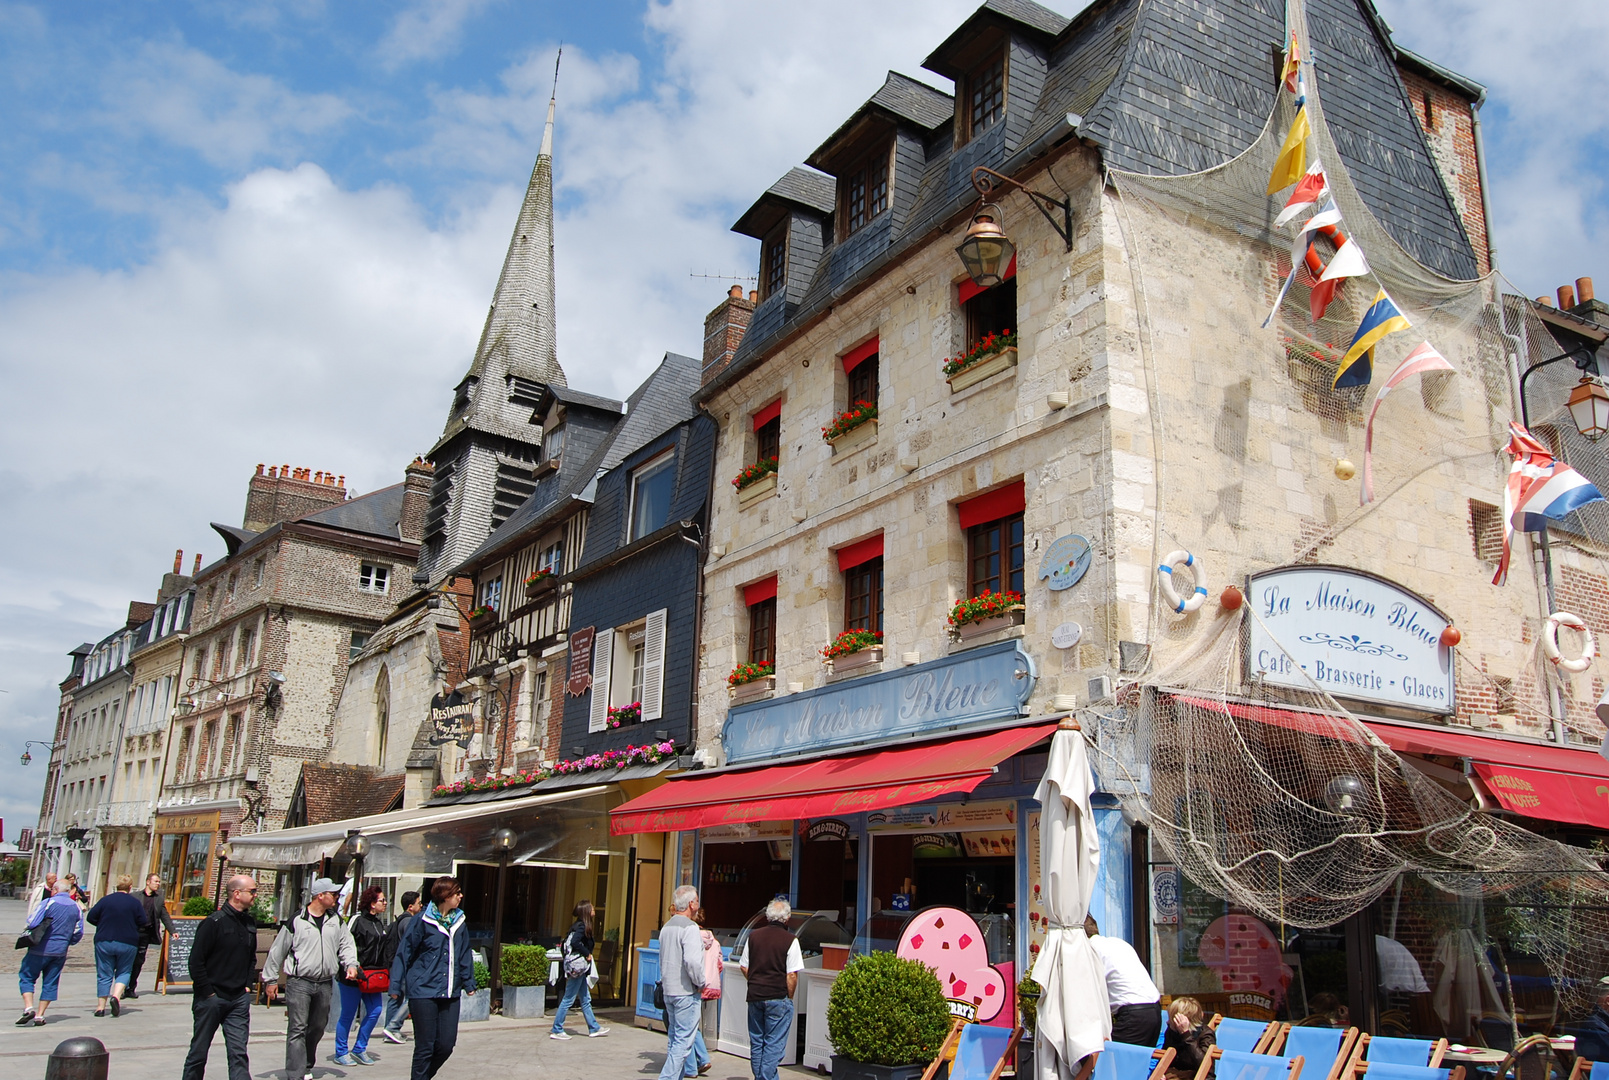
[896,907,1009,1024]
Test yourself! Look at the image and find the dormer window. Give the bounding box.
[965,54,1005,141]
[762,227,787,301]
[842,147,890,238]
[543,423,565,462]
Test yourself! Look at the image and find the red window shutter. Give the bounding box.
[752,399,782,431]
[836,534,885,572]
[743,575,778,608]
[955,254,1018,305]
[957,480,1026,529]
[841,337,880,374]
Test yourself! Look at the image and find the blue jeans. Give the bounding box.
[183,990,252,1080]
[336,981,385,1056]
[658,993,701,1080]
[385,991,410,1032]
[19,953,66,1001]
[687,1024,710,1077]
[551,974,599,1034]
[94,940,137,997]
[747,998,793,1080]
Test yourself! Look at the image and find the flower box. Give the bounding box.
[957,607,1026,641]
[827,417,878,457]
[524,573,557,600]
[730,675,776,705]
[947,346,1018,392]
[737,471,777,507]
[468,609,497,632]
[830,647,883,673]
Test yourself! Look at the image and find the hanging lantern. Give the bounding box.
[955,204,1015,288]
[1566,375,1609,441]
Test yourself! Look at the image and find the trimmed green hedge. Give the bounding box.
[182,897,217,917]
[501,944,549,987]
[826,951,953,1066]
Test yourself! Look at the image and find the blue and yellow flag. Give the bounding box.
[1333,290,1411,390]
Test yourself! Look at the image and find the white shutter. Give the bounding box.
[588,627,614,732]
[640,608,668,723]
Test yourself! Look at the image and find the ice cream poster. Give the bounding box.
[1026,810,1047,963]
[897,907,1012,1026]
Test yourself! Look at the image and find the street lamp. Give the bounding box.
[1565,376,1609,441]
[955,165,1073,288]
[213,826,231,907]
[20,741,52,766]
[489,827,518,994]
[345,832,370,914]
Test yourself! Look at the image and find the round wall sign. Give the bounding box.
[1051,622,1083,649]
[1039,533,1093,591]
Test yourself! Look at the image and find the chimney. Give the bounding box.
[193,553,203,574]
[173,549,183,574]
[400,457,434,545]
[1558,284,1577,310]
[1577,277,1595,305]
[701,285,756,387]
[243,464,348,531]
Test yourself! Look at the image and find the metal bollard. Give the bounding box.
[43,1036,109,1080]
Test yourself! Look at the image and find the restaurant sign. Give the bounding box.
[1247,566,1453,714]
[427,691,474,748]
[721,640,1036,765]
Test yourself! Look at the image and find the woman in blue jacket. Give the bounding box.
[389,876,475,1080]
[17,881,85,1026]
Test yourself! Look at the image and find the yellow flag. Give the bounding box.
[1267,106,1310,195]
[1281,33,1302,93]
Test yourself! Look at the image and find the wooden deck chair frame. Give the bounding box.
[1072,1041,1175,1080]
[1566,1057,1600,1080]
[1355,1061,1465,1080]
[1196,1047,1308,1080]
[919,1019,1027,1080]
[1270,1024,1362,1080]
[1348,1035,1449,1074]
[1208,1015,1281,1055]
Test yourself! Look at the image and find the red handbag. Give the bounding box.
[358,969,390,994]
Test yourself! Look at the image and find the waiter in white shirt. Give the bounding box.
[1085,915,1162,1046]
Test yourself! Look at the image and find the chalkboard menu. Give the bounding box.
[161,916,205,992]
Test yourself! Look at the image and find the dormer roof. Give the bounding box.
[922,0,1069,80]
[732,167,836,239]
[805,71,953,175]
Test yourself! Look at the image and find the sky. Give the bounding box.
[0,0,1604,835]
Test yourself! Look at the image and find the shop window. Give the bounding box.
[588,609,669,732]
[841,146,890,238]
[963,53,1006,142]
[629,451,677,541]
[749,597,776,665]
[762,227,787,301]
[964,275,1017,347]
[845,557,884,634]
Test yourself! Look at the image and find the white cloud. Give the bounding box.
[378,0,500,70]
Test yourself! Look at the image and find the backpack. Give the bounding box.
[560,929,590,979]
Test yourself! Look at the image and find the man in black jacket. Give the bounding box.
[379,890,423,1044]
[128,873,176,999]
[182,875,258,1080]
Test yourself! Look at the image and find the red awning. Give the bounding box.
[743,575,778,607]
[1470,763,1609,828]
[836,533,884,571]
[957,480,1026,529]
[752,399,782,431]
[842,337,879,374]
[609,722,1058,835]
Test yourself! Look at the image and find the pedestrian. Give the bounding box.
[1085,915,1162,1047]
[334,885,390,1066]
[182,874,259,1080]
[737,897,803,1080]
[86,874,150,1017]
[63,873,89,907]
[25,873,57,920]
[1578,976,1609,1061]
[550,899,609,1039]
[380,890,423,1044]
[262,877,359,1080]
[129,872,176,998]
[656,885,707,1080]
[686,916,724,1078]
[389,876,476,1080]
[16,879,84,1027]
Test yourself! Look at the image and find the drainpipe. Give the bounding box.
[1470,89,1498,273]
[675,521,706,756]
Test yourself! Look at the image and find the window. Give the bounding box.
[253,558,265,588]
[762,228,787,300]
[479,576,502,613]
[350,631,370,659]
[848,353,878,410]
[220,714,241,776]
[630,633,648,706]
[226,571,238,599]
[359,563,390,594]
[192,648,208,682]
[964,276,1017,347]
[1469,500,1504,563]
[236,627,254,670]
[205,585,216,611]
[588,609,668,732]
[843,149,889,237]
[543,424,566,462]
[966,55,1005,140]
[539,540,564,575]
[845,557,884,633]
[755,414,781,465]
[749,597,776,665]
[629,452,676,541]
[968,513,1025,596]
[374,669,390,768]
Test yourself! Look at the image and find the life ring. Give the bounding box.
[1158,550,1209,614]
[1302,222,1351,321]
[1543,612,1596,673]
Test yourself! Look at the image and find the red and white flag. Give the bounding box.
[1274,161,1327,227]
[1360,342,1455,504]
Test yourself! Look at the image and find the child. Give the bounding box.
[1163,997,1216,1080]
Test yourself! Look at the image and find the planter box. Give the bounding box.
[460,988,490,1022]
[524,576,557,600]
[730,675,776,705]
[502,983,546,1019]
[956,607,1026,641]
[829,646,883,674]
[736,472,777,508]
[947,346,1018,393]
[468,613,497,633]
[831,1055,943,1080]
[826,418,878,457]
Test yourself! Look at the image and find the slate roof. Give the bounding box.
[807,72,954,171]
[733,167,836,239]
[302,483,407,541]
[707,0,1481,398]
[295,763,405,825]
[546,385,624,415]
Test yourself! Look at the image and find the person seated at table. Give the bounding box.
[1306,992,1350,1029]
[1164,997,1216,1079]
[1577,977,1609,1061]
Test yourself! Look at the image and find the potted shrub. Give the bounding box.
[822,630,883,673]
[822,401,879,456]
[462,959,491,1021]
[1017,975,1041,1076]
[606,701,641,728]
[728,660,776,704]
[944,329,1019,393]
[827,951,954,1080]
[500,944,549,1018]
[182,896,217,917]
[733,457,779,506]
[467,605,496,631]
[948,590,1026,641]
[523,567,557,599]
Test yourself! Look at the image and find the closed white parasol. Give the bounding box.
[1030,719,1110,1080]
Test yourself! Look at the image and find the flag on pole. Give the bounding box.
[1267,106,1311,195]
[1281,32,1302,94]
[1360,342,1456,504]
[1493,422,1605,585]
[1275,162,1328,227]
[1334,290,1410,389]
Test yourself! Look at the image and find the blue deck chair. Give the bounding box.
[1359,1036,1447,1069]
[1354,1061,1463,1080]
[1091,1039,1176,1080]
[1216,1017,1277,1054]
[1280,1024,1359,1080]
[1215,1048,1306,1080]
[1565,1060,1609,1080]
[918,1020,1026,1080]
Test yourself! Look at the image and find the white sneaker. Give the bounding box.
[381,1029,405,1044]
[588,1027,610,1037]
[549,1030,572,1040]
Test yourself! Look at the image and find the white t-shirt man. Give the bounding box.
[1090,933,1160,1007]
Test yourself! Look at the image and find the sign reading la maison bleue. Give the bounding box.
[1248,566,1453,714]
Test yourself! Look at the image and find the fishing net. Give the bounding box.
[1088,0,1609,1013]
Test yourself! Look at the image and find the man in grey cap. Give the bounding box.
[262,878,359,1080]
